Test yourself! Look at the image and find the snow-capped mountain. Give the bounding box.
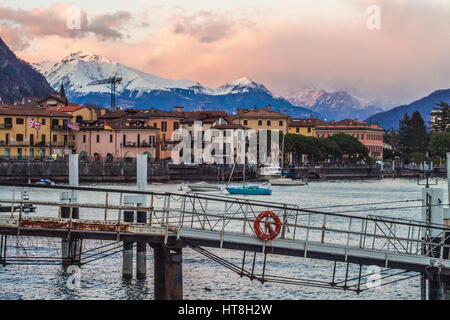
[287,88,383,121]
[33,51,205,96]
[33,52,318,117]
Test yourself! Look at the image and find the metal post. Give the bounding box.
[421,187,447,299]
[62,154,81,270]
[153,244,183,300]
[447,152,450,204]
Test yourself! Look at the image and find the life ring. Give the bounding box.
[254,211,282,241]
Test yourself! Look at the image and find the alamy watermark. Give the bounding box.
[366,5,381,30]
[170,121,281,165]
[66,5,82,30]
[66,265,82,290]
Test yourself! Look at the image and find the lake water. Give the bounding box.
[0,178,448,300]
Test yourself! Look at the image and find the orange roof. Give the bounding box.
[236,107,289,119]
[289,118,328,127]
[48,105,86,112]
[0,105,71,117]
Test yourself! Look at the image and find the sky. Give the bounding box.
[0,0,449,108]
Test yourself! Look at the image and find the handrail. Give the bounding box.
[0,182,444,231]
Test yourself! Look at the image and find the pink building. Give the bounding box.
[75,121,158,161]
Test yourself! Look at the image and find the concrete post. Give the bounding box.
[421,187,448,299]
[136,211,147,279]
[122,210,134,279]
[153,244,183,300]
[62,154,81,269]
[136,155,148,279]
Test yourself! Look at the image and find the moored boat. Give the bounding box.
[187,182,221,192]
[269,177,307,186]
[225,186,272,195]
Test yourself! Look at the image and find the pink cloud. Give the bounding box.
[4,0,450,106]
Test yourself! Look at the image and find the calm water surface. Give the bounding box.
[0,179,447,300]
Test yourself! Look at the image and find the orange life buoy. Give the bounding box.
[254,211,282,241]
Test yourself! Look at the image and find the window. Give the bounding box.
[279,121,283,126]
[110,134,113,143]
[82,135,86,143]
[358,133,364,140]
[4,118,12,128]
[16,118,24,125]
[173,122,179,130]
[29,134,34,146]
[267,120,271,126]
[307,128,311,133]
[41,134,46,144]
[149,136,155,147]
[258,120,262,126]
[244,120,248,125]
[123,134,126,146]
[75,116,83,123]
[153,122,157,128]
[41,119,46,125]
[96,135,100,143]
[53,135,57,143]
[16,134,23,142]
[161,121,167,132]
[163,133,166,143]
[296,128,299,133]
[5,133,9,144]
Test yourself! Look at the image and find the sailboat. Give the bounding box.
[225,162,272,195]
[269,133,308,187]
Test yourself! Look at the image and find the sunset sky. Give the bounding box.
[0,0,449,107]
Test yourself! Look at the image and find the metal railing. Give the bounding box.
[0,183,449,267]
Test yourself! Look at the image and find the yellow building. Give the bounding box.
[288,118,327,137]
[48,104,98,123]
[232,106,290,134]
[0,106,73,159]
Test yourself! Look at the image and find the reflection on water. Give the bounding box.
[0,179,447,300]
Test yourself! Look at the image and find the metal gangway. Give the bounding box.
[0,183,449,272]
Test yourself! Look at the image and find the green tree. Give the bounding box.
[430,131,450,158]
[328,133,368,162]
[398,111,429,157]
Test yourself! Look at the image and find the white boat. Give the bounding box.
[258,163,282,179]
[269,177,307,186]
[186,182,221,192]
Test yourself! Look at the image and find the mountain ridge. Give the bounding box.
[366,88,450,130]
[0,37,55,104]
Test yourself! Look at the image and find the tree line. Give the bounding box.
[284,132,369,165]
[383,102,450,164]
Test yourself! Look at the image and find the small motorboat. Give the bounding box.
[269,177,307,186]
[225,186,272,195]
[281,170,298,178]
[186,182,221,192]
[36,178,55,185]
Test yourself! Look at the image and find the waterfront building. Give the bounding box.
[288,118,327,136]
[98,108,182,159]
[75,120,158,161]
[315,119,384,160]
[430,108,450,132]
[232,106,290,134]
[48,104,98,124]
[0,105,72,159]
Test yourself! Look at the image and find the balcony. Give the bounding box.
[120,142,155,148]
[51,125,68,131]
[0,123,13,130]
